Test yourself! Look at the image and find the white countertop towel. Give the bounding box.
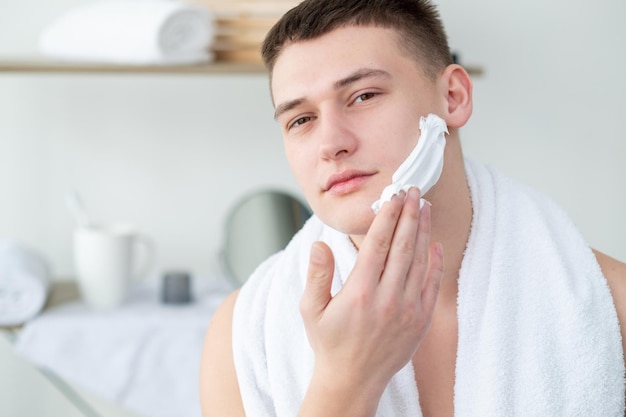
[39,0,215,65]
[232,158,625,416]
[0,240,50,327]
[14,274,234,417]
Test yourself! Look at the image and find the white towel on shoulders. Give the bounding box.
[39,0,215,65]
[0,239,50,327]
[455,158,624,416]
[232,158,624,416]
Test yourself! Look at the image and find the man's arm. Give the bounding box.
[593,249,626,416]
[199,290,245,417]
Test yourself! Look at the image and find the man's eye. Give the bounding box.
[354,92,376,103]
[290,116,312,129]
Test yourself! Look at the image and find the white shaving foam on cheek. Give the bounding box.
[371,113,449,213]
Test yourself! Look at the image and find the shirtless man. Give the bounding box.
[200,1,626,416]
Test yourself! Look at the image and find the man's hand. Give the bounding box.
[299,187,444,414]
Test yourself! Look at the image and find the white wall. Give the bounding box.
[1,0,625,282]
[437,0,626,261]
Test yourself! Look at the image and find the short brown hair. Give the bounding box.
[262,0,453,80]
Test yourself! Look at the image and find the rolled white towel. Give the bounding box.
[0,240,50,327]
[39,0,215,65]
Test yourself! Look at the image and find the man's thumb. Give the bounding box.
[301,241,335,319]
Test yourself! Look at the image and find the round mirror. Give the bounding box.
[221,189,312,287]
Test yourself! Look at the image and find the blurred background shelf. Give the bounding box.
[0,58,266,74]
[0,58,482,76]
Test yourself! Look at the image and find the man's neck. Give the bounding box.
[427,136,472,301]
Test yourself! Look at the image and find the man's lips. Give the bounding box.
[324,170,375,192]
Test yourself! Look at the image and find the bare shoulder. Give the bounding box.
[199,289,246,417]
[593,249,626,338]
[594,249,626,305]
[594,250,626,415]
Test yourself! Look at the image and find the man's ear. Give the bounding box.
[439,64,473,129]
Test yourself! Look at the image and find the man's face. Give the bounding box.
[271,25,445,242]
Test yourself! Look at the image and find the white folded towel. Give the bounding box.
[39,0,215,65]
[232,158,625,416]
[0,239,50,327]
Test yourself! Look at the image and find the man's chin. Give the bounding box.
[321,210,374,239]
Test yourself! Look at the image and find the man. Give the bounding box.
[200,1,626,416]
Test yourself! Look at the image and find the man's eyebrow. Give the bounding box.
[333,68,391,89]
[274,98,305,121]
[273,68,391,121]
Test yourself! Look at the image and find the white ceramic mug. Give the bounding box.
[73,223,154,310]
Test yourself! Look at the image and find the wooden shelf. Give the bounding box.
[0,58,266,74]
[0,58,482,76]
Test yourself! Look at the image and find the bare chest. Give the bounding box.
[411,308,458,417]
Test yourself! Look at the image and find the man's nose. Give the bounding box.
[318,111,357,160]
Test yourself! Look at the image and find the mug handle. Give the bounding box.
[132,234,155,280]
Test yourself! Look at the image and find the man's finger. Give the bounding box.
[301,242,335,321]
[379,187,422,291]
[352,192,405,287]
[405,200,432,294]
